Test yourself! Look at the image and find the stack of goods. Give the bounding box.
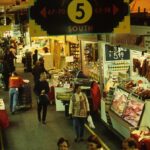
[135,89,150,100]
[123,78,150,100]
[124,80,136,89]
[56,91,73,101]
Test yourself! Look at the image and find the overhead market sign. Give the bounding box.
[30,0,130,36]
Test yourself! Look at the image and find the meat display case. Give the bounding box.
[101,86,150,138]
[110,88,129,116]
[122,96,145,127]
[110,88,145,127]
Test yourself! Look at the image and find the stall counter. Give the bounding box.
[55,87,73,111]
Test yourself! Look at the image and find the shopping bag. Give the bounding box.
[87,115,95,129]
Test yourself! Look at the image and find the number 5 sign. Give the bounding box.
[67,0,93,24]
[30,0,130,36]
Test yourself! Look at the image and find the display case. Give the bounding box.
[122,96,145,127]
[110,88,129,116]
[100,86,148,138]
[110,87,145,127]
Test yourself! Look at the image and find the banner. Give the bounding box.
[30,0,130,36]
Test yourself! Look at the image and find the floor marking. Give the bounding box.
[85,123,110,150]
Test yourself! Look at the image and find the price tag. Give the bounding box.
[67,0,93,24]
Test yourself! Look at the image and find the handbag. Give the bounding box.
[87,115,95,129]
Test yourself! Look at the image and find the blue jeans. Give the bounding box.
[73,117,86,139]
[9,88,19,113]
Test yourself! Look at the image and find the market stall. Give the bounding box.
[101,78,150,138]
[99,41,150,140]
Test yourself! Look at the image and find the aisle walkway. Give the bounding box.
[2,63,122,150]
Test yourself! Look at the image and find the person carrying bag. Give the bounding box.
[69,84,90,142]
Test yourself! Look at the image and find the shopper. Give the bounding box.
[37,89,49,124]
[9,72,23,114]
[32,61,48,94]
[36,73,50,124]
[57,137,70,150]
[32,61,42,84]
[122,138,139,150]
[87,135,104,150]
[2,59,11,91]
[69,84,90,142]
[39,57,49,75]
[4,49,16,73]
[90,81,101,120]
[32,49,38,65]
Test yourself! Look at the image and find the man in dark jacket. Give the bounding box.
[32,49,38,65]
[38,90,49,124]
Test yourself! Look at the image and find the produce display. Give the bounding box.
[56,92,73,101]
[122,97,144,127]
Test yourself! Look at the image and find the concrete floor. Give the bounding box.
[1,64,122,150]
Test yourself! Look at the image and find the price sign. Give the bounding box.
[105,44,130,61]
[30,0,130,36]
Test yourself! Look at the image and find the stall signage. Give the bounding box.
[30,0,130,36]
[105,44,130,61]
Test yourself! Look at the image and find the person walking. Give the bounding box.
[37,90,49,124]
[36,73,50,124]
[69,84,90,142]
[2,59,11,91]
[9,72,23,114]
[32,49,38,65]
[4,49,16,73]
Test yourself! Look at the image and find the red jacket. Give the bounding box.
[9,76,23,88]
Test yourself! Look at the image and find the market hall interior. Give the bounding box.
[0,0,150,150]
[0,63,122,150]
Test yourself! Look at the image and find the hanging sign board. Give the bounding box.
[30,0,130,36]
[105,44,130,61]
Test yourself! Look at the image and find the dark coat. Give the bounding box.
[35,80,49,96]
[39,94,49,105]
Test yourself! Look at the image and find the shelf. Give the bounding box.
[69,43,80,69]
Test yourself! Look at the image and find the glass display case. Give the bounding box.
[111,88,128,116]
[122,96,145,127]
[110,87,145,127]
